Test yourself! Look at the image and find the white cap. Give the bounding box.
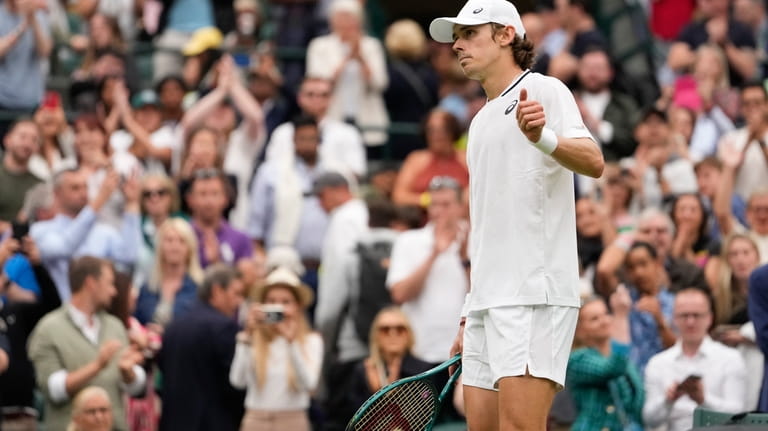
[429,0,526,43]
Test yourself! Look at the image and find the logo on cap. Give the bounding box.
[504,100,518,115]
[473,7,483,13]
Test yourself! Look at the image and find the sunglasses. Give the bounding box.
[142,188,170,199]
[378,324,407,335]
[428,176,460,191]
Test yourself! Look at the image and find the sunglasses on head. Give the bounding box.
[378,324,407,335]
[428,176,460,191]
[142,188,170,199]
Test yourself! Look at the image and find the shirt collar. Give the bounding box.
[67,303,99,330]
[673,336,715,359]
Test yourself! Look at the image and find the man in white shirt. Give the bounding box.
[430,0,604,429]
[387,177,469,364]
[265,77,366,179]
[643,288,747,431]
[27,256,146,431]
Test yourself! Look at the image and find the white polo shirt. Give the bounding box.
[466,70,592,311]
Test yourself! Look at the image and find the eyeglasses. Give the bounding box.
[428,176,461,192]
[142,188,169,199]
[674,312,710,321]
[378,325,407,336]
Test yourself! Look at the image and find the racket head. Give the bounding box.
[346,377,440,431]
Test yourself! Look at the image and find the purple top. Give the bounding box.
[193,220,254,268]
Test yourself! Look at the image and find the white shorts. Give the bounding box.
[462,305,578,391]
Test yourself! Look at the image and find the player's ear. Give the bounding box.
[499,24,516,47]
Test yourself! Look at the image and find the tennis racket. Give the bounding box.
[345,354,462,431]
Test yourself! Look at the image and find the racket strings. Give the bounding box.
[352,380,438,431]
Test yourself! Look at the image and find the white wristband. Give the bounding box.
[460,293,471,318]
[531,127,558,155]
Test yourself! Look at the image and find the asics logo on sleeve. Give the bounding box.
[504,100,518,115]
[473,8,483,13]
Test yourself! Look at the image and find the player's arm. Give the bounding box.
[516,88,604,178]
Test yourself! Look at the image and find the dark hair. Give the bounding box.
[6,117,41,143]
[186,168,233,205]
[423,109,463,142]
[155,75,187,95]
[395,205,425,229]
[694,156,723,173]
[740,80,768,99]
[367,197,398,228]
[669,193,710,253]
[198,264,241,303]
[107,270,133,328]
[627,241,658,261]
[69,256,108,295]
[491,24,535,70]
[292,114,319,130]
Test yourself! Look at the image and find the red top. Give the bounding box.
[410,153,469,194]
[650,0,697,41]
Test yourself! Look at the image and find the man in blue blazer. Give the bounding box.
[748,263,768,411]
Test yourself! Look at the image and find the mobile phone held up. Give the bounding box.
[261,304,285,324]
[11,221,29,242]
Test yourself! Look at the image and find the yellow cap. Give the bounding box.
[182,27,223,56]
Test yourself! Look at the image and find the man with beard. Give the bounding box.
[0,119,42,223]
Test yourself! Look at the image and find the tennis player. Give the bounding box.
[429,0,605,429]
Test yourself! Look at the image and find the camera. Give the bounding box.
[261,304,285,324]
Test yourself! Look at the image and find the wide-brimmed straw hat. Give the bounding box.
[255,266,314,308]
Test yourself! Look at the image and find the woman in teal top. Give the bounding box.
[567,293,644,431]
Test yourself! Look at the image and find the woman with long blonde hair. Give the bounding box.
[230,266,322,431]
[134,218,204,327]
[706,233,761,325]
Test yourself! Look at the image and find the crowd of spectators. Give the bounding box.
[2,0,768,430]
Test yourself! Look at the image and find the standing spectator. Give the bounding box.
[186,169,253,268]
[716,82,768,202]
[66,386,114,431]
[668,0,757,87]
[266,77,366,179]
[548,0,607,82]
[30,169,141,301]
[246,68,290,143]
[247,115,328,291]
[567,292,644,431]
[0,0,51,136]
[392,110,468,208]
[643,288,747,431]
[134,218,203,327]
[0,119,42,223]
[230,267,322,431]
[733,0,768,77]
[306,0,389,149]
[574,48,640,162]
[0,235,61,431]
[748,263,768,411]
[155,76,187,130]
[383,19,439,160]
[30,91,77,181]
[622,242,677,373]
[158,264,245,431]
[387,177,468,364]
[181,55,266,229]
[314,171,368,323]
[694,156,748,243]
[27,256,146,431]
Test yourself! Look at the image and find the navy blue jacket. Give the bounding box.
[748,264,768,412]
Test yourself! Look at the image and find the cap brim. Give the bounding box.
[429,16,491,43]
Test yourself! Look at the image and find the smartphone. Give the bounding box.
[680,374,702,388]
[261,304,285,324]
[11,221,29,241]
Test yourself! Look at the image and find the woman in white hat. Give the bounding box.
[229,266,323,431]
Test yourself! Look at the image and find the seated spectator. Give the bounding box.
[0,118,42,223]
[643,288,747,431]
[596,208,710,296]
[567,292,644,431]
[181,55,266,229]
[383,19,439,160]
[716,82,768,202]
[223,0,262,55]
[669,193,717,267]
[733,0,768,76]
[575,196,615,296]
[265,77,366,180]
[66,386,114,431]
[135,173,183,287]
[30,91,77,181]
[624,107,698,210]
[392,110,468,208]
[70,14,127,82]
[0,233,61,431]
[715,140,768,263]
[28,256,146,431]
[246,66,289,143]
[667,0,756,87]
[574,48,640,162]
[134,218,203,327]
[158,264,245,431]
[0,0,52,133]
[708,233,761,324]
[306,0,389,148]
[679,44,738,160]
[345,307,432,426]
[622,242,677,373]
[68,0,137,43]
[230,267,322,431]
[694,156,748,243]
[155,76,187,130]
[547,0,607,82]
[181,27,224,91]
[186,168,253,268]
[667,105,696,160]
[598,163,640,231]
